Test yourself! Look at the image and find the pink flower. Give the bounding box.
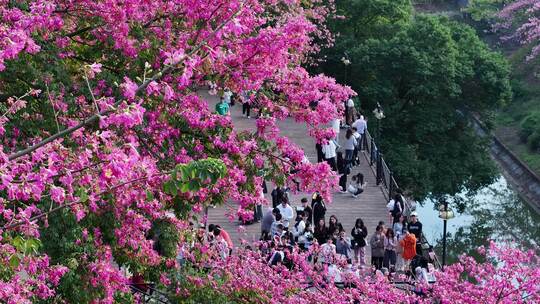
[163,49,185,65]
[86,63,102,79]
[50,186,65,204]
[120,77,138,100]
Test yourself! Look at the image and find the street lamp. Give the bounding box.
[373,102,384,144]
[438,201,455,270]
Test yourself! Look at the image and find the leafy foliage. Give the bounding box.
[316,6,512,199]
[519,111,540,151]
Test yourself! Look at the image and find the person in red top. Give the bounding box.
[213,225,234,249]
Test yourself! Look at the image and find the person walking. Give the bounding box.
[370,225,385,270]
[383,229,397,271]
[390,194,404,224]
[351,127,361,166]
[407,212,423,255]
[352,115,367,150]
[343,128,356,165]
[351,218,368,265]
[336,151,350,193]
[241,91,252,118]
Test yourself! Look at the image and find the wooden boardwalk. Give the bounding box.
[201,91,389,252]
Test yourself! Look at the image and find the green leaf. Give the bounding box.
[180,183,190,193]
[80,191,89,203]
[163,180,178,196]
[9,255,20,269]
[146,190,155,201]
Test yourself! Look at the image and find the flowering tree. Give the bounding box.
[0,0,351,302]
[0,1,538,303]
[498,0,540,60]
[173,241,538,303]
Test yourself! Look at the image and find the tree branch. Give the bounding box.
[3,173,168,231]
[8,4,244,162]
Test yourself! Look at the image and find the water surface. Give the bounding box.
[416,176,540,263]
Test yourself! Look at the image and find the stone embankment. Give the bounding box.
[471,116,540,213]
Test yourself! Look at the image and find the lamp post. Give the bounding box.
[373,102,385,144]
[438,201,455,270]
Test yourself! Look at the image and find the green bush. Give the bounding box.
[527,131,540,151]
[519,112,540,143]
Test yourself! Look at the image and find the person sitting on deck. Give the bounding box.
[348,173,365,198]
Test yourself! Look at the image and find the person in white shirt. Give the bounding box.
[352,115,367,134]
[351,127,361,166]
[322,138,338,171]
[352,115,367,150]
[292,212,306,240]
[277,198,294,228]
[319,237,337,264]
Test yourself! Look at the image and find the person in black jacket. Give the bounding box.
[351,218,368,265]
[312,193,326,228]
[336,151,350,193]
[407,212,423,255]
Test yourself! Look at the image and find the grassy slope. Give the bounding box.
[414,1,540,176]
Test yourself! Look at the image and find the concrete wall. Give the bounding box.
[471,116,540,213]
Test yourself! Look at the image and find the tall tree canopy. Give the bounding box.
[314,0,512,200]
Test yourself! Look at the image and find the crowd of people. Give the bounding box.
[197,191,436,293]
[209,92,438,290]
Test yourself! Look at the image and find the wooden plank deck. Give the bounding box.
[200,91,390,253]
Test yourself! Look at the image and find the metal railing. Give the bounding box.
[362,130,442,269]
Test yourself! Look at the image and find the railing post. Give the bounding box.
[370,138,375,166]
[376,151,382,185]
[389,171,393,198]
